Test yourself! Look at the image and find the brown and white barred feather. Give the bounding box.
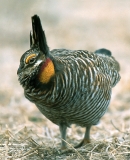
[25,49,120,127]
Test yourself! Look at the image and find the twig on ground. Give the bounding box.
[61,138,85,160]
[111,120,128,134]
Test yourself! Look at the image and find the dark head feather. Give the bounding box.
[30,31,33,47]
[31,15,49,56]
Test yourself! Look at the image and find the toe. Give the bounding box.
[74,139,91,148]
[61,146,67,150]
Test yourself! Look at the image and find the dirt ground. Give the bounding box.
[0,1,130,159]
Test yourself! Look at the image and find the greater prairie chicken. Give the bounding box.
[17,15,120,149]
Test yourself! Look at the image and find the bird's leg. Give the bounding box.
[59,123,67,150]
[75,126,91,148]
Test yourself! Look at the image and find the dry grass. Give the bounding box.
[0,0,130,159]
[0,121,129,159]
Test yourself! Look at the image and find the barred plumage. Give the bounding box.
[17,15,121,149]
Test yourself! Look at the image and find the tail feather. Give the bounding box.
[94,48,111,56]
[95,48,120,72]
[31,15,49,56]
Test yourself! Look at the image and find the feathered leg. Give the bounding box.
[75,126,91,148]
[59,123,67,149]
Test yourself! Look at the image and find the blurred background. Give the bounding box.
[0,0,130,149]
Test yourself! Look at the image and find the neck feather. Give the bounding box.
[38,58,55,84]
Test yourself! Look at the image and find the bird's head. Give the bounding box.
[17,15,55,87]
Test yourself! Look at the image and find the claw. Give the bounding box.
[74,138,91,148]
[61,146,67,150]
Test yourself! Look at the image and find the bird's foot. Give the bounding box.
[61,146,67,150]
[74,138,90,148]
[59,146,69,154]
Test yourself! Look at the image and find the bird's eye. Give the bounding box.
[29,57,36,64]
[25,54,36,64]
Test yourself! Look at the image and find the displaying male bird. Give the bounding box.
[17,15,120,149]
